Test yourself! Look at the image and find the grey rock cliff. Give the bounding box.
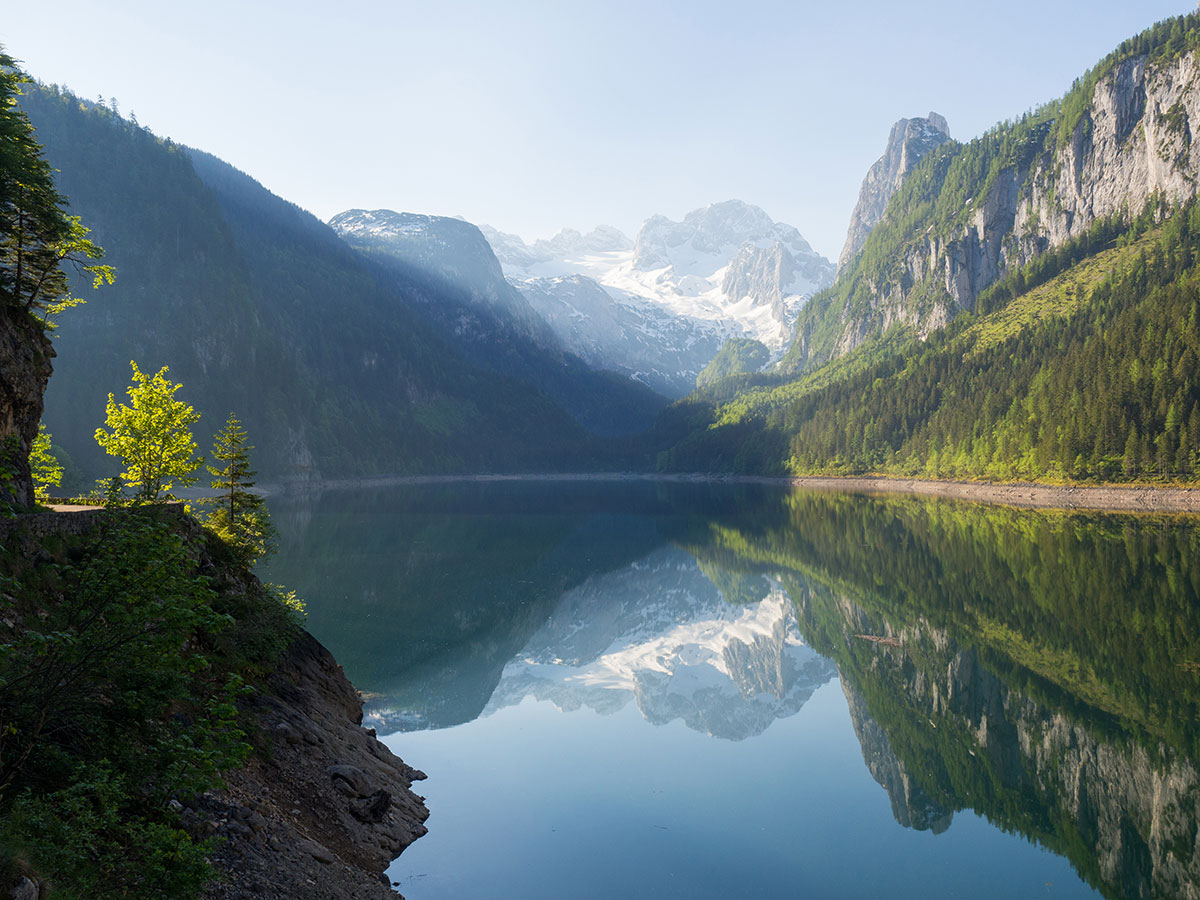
[802,588,1200,900]
[804,49,1200,370]
[0,307,53,508]
[837,113,952,273]
[202,632,429,900]
[840,680,953,833]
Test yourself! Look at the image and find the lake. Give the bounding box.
[263,480,1200,900]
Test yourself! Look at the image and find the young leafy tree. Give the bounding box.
[29,423,61,500]
[0,49,112,326]
[205,413,274,563]
[94,361,202,501]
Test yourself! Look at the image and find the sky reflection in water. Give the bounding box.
[264,481,1200,900]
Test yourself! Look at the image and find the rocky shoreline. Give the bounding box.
[261,471,1200,513]
[200,632,429,900]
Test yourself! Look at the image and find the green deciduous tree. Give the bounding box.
[94,361,202,501]
[29,423,61,501]
[205,414,274,563]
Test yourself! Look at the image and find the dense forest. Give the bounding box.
[782,11,1200,375]
[651,8,1200,488]
[627,14,1200,485]
[654,198,1200,482]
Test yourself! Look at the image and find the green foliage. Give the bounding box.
[695,339,770,389]
[94,361,202,501]
[0,52,111,327]
[28,424,60,500]
[682,490,1200,759]
[656,199,1200,484]
[0,507,302,896]
[204,413,275,564]
[675,490,1200,899]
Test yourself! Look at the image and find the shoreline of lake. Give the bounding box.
[259,471,1200,513]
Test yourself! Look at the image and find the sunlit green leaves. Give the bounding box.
[94,361,202,501]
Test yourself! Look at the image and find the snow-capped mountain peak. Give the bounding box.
[482,201,835,394]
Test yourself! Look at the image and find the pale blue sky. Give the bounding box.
[4,1,1193,258]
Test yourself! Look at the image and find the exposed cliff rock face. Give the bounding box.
[837,113,951,273]
[202,632,429,900]
[795,48,1200,371]
[0,307,53,508]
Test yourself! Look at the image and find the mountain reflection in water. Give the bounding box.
[264,481,1200,900]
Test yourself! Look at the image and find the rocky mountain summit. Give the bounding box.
[481,223,632,269]
[791,38,1200,371]
[837,112,952,272]
[484,201,834,394]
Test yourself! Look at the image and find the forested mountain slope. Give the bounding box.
[19,85,657,482]
[325,208,666,435]
[784,13,1200,374]
[649,14,1200,484]
[655,200,1200,481]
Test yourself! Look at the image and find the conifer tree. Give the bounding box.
[206,413,274,563]
[0,50,112,325]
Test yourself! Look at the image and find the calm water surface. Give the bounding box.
[263,481,1200,900]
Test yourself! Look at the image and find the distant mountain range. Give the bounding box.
[19,88,665,484]
[479,201,835,396]
[328,202,835,399]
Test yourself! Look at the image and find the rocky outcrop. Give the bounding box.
[0,306,53,509]
[799,47,1200,370]
[202,631,429,900]
[722,240,828,331]
[837,113,951,272]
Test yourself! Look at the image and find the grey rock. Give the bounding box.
[300,838,336,865]
[0,306,54,509]
[513,273,728,398]
[806,50,1200,370]
[350,789,392,824]
[837,112,952,273]
[325,764,370,797]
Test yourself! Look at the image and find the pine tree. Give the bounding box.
[0,50,111,325]
[205,413,274,563]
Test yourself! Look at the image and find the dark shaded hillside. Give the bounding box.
[19,85,656,483]
[325,208,667,436]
